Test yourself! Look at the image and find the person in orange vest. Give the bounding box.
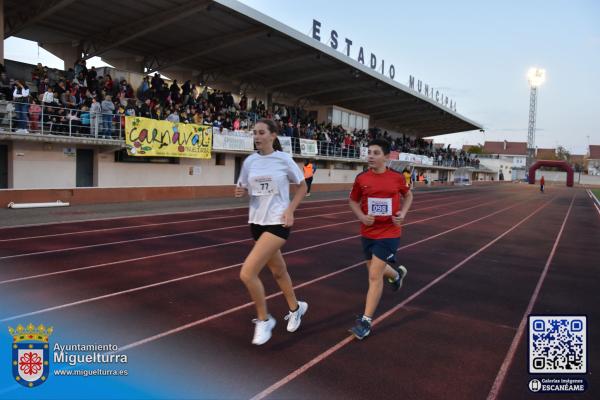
[402,168,411,189]
[540,176,545,193]
[303,160,316,197]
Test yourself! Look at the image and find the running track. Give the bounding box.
[0,185,598,399]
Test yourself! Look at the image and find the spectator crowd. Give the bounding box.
[0,60,477,166]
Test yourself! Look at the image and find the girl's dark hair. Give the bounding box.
[256,118,282,152]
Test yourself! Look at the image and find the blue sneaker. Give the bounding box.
[387,265,408,292]
[349,318,371,340]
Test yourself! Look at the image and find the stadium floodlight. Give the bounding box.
[526,67,546,174]
[527,68,546,88]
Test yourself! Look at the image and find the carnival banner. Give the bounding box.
[125,116,212,159]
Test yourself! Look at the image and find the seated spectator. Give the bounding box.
[166,109,179,123]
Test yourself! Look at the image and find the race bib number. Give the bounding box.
[250,175,279,196]
[368,198,392,216]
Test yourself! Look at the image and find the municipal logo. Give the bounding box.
[8,323,53,388]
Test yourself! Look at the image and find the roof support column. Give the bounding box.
[102,56,145,73]
[40,41,82,71]
[0,0,4,64]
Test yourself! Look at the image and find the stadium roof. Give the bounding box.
[3,0,483,137]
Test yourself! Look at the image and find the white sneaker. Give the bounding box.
[251,315,276,345]
[285,301,308,332]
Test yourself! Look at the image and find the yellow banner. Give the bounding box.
[124,116,212,159]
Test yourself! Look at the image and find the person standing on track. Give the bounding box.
[235,119,309,345]
[403,168,412,190]
[348,138,414,340]
[540,176,545,193]
[303,159,316,197]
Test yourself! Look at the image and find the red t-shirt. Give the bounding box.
[349,168,409,239]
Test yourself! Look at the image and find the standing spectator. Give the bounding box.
[66,68,75,83]
[151,73,164,92]
[139,76,150,99]
[103,75,114,94]
[32,63,45,85]
[182,80,191,105]
[540,176,545,193]
[80,105,91,135]
[87,66,98,92]
[403,169,412,190]
[303,160,317,197]
[101,95,115,137]
[12,80,30,131]
[0,73,12,100]
[37,77,50,96]
[90,96,101,137]
[170,80,181,104]
[28,98,42,132]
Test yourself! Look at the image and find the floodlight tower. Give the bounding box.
[526,67,546,170]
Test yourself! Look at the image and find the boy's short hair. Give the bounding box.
[367,139,391,155]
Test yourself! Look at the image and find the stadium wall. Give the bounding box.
[0,141,365,204]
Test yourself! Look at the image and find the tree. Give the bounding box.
[467,144,484,154]
[556,146,571,161]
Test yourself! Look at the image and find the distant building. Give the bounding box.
[535,148,557,160]
[587,145,600,175]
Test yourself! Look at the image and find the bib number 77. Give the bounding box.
[251,176,279,196]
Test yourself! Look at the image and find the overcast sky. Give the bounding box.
[4,0,599,154]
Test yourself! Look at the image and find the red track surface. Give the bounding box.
[0,185,598,399]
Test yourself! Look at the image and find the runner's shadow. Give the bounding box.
[268,309,357,351]
[373,309,430,335]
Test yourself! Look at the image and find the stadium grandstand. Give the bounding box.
[0,0,487,204]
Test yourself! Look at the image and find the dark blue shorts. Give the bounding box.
[361,237,400,264]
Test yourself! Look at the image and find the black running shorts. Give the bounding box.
[250,224,291,241]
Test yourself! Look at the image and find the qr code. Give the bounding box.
[529,316,586,373]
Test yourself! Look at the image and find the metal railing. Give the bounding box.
[287,137,363,160]
[432,157,480,168]
[0,100,123,139]
[0,100,481,166]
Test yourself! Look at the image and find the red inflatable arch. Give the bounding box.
[528,160,574,187]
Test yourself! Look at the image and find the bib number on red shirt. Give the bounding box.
[368,198,392,216]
